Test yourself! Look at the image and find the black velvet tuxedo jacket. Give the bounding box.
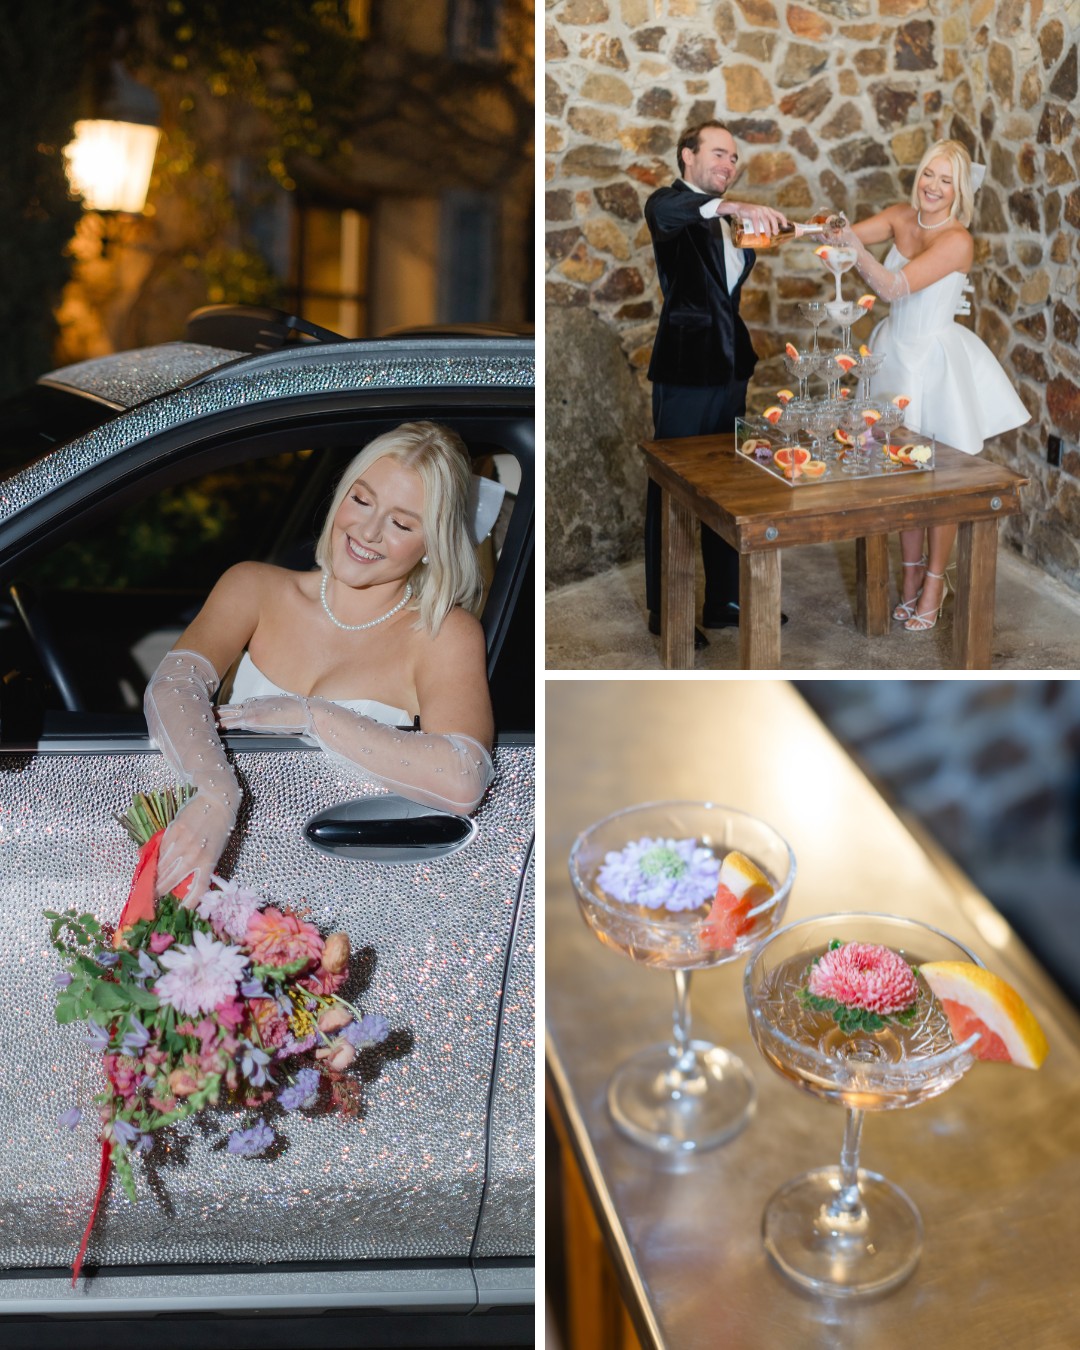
[645,179,759,388]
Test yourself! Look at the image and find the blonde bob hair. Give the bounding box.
[314,421,483,636]
[910,139,975,228]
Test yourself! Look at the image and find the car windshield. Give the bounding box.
[0,384,114,480]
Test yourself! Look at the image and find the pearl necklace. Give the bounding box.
[320,571,413,631]
[917,209,952,230]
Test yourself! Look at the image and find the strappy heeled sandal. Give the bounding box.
[893,554,928,622]
[904,567,953,632]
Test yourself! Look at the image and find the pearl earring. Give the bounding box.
[421,555,429,565]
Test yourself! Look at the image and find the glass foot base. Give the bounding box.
[607,1039,756,1153]
[762,1166,923,1298]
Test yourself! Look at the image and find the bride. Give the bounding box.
[144,420,495,903]
[823,140,1029,632]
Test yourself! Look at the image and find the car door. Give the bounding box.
[0,354,534,1322]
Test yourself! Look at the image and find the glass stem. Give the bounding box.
[830,1108,865,1219]
[671,969,695,1071]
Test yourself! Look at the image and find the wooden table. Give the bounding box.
[546,680,1080,1350]
[641,433,1028,669]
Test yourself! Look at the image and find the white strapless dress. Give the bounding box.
[868,246,1029,455]
[228,651,413,727]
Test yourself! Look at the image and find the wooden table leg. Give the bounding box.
[855,534,890,636]
[738,551,782,669]
[660,484,696,669]
[953,518,998,669]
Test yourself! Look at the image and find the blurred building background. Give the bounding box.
[3,0,533,397]
[797,679,1080,1007]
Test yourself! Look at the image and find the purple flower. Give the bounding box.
[112,1118,139,1147]
[85,1019,110,1053]
[274,1032,317,1060]
[58,1107,82,1130]
[197,876,265,943]
[226,1121,275,1156]
[239,1040,273,1087]
[240,978,268,999]
[154,929,248,1016]
[277,1068,321,1112]
[134,1132,154,1153]
[596,836,721,912]
[120,1015,151,1057]
[342,1014,390,1048]
[94,951,121,968]
[53,971,73,989]
[134,950,160,986]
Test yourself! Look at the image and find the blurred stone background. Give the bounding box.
[796,679,1080,1006]
[545,0,1080,595]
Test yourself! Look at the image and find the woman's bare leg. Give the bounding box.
[907,523,957,627]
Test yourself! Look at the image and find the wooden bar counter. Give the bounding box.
[640,433,1027,670]
[546,681,1080,1350]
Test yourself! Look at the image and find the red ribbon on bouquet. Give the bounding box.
[74,835,191,1285]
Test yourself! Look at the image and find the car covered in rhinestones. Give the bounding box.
[0,311,534,1348]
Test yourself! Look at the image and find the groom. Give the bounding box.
[644,121,788,641]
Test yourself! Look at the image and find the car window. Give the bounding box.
[1,418,528,739]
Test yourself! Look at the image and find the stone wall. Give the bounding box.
[546,0,1080,590]
[797,679,1080,1003]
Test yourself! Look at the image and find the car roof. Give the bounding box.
[38,336,535,412]
[1,336,534,527]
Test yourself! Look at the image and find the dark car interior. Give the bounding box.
[1,405,533,746]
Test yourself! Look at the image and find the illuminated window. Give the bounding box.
[289,204,371,338]
[447,0,501,58]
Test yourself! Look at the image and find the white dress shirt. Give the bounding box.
[682,178,746,292]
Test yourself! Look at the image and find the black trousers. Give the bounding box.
[645,379,749,618]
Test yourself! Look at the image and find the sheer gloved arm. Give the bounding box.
[217,695,493,815]
[144,650,240,903]
[824,225,910,301]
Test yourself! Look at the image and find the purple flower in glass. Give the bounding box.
[596,836,721,912]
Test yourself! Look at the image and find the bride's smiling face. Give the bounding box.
[331,456,427,585]
[917,156,956,218]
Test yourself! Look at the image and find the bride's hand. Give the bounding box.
[218,695,311,735]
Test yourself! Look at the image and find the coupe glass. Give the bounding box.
[783,350,817,403]
[875,399,906,462]
[797,301,828,351]
[570,801,796,1153]
[855,350,885,401]
[819,246,857,303]
[825,298,860,353]
[744,913,982,1297]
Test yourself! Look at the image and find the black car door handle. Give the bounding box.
[304,797,476,862]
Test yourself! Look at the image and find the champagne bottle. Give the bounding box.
[729,212,845,250]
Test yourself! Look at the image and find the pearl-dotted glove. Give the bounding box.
[821,224,911,301]
[144,650,240,905]
[218,694,493,816]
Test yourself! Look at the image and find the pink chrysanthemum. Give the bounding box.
[245,907,324,968]
[154,929,248,1016]
[807,942,918,1015]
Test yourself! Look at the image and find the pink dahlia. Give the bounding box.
[807,942,918,1015]
[245,907,324,969]
[155,929,248,1016]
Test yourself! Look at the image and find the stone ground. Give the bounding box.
[545,539,1080,671]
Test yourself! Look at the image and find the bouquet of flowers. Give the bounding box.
[47,787,393,1281]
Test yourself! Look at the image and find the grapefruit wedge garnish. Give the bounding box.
[776,388,795,403]
[858,343,872,357]
[920,962,1049,1068]
[814,245,834,261]
[834,353,857,373]
[892,394,911,410]
[763,405,783,425]
[701,850,775,949]
[785,342,800,360]
[857,293,876,311]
